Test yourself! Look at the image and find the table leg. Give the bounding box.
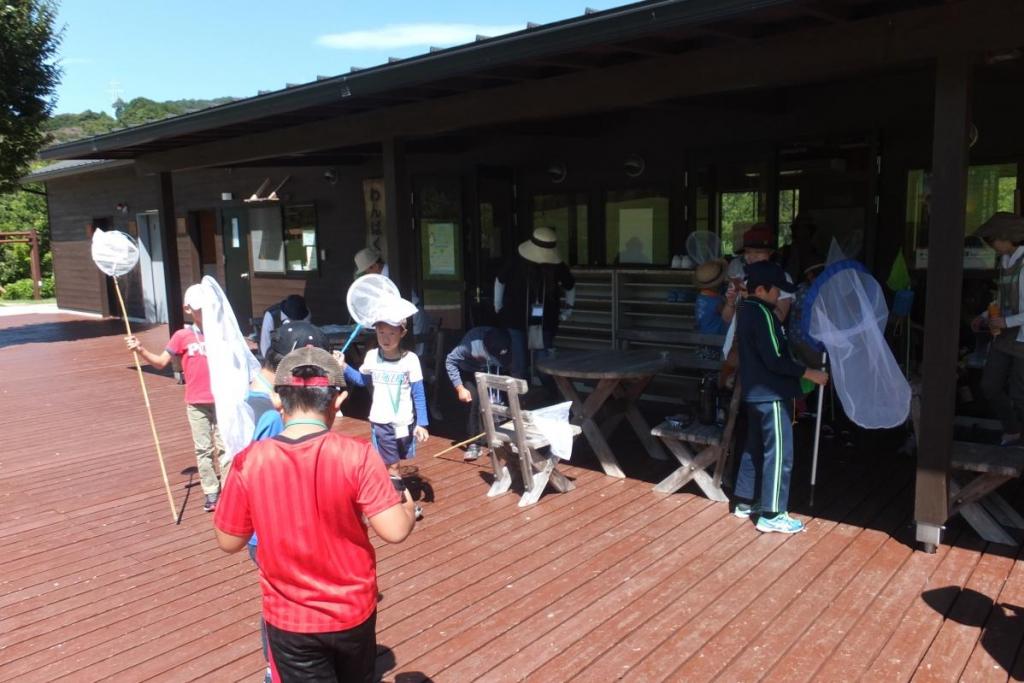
[553,376,627,478]
[624,404,669,461]
[652,439,728,502]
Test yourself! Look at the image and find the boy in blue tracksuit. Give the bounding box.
[445,326,512,461]
[733,261,829,534]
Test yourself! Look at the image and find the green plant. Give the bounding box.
[1,278,36,300]
[41,274,53,297]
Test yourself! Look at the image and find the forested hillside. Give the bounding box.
[44,96,235,143]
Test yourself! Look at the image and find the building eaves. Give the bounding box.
[39,0,791,161]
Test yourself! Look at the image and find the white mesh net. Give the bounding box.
[686,231,722,265]
[808,265,910,429]
[199,276,260,466]
[90,229,140,277]
[346,274,401,326]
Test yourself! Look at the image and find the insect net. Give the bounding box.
[804,260,910,429]
[91,229,140,277]
[347,274,401,326]
[685,231,722,265]
[200,276,260,465]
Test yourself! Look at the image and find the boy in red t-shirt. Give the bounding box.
[126,284,225,512]
[214,346,416,682]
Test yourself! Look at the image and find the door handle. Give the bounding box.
[240,272,250,279]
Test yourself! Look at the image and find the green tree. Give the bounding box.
[0,182,49,285]
[0,0,62,193]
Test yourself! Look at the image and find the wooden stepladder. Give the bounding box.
[476,373,580,507]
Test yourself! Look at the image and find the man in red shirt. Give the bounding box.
[214,346,416,682]
[127,284,225,511]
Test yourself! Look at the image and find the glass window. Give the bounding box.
[249,204,318,275]
[716,162,768,255]
[283,204,318,273]
[907,163,1019,256]
[418,179,462,281]
[605,188,670,266]
[532,193,589,265]
[249,207,284,274]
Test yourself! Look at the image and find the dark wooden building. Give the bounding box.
[31,0,1024,550]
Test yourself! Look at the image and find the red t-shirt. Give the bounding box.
[214,431,401,633]
[166,327,214,405]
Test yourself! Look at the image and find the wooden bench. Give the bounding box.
[650,377,741,502]
[949,441,1024,545]
[476,372,581,507]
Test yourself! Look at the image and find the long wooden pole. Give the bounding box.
[433,432,486,458]
[113,276,178,523]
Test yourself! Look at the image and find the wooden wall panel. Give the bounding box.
[51,241,104,313]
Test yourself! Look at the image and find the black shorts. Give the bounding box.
[370,422,416,466]
[266,612,376,683]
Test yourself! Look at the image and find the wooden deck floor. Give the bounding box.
[2,312,1024,682]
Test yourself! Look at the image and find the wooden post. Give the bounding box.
[914,54,972,553]
[382,138,414,296]
[158,172,184,332]
[28,231,41,300]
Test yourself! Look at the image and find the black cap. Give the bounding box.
[271,321,329,356]
[280,294,309,321]
[483,327,511,358]
[745,260,797,294]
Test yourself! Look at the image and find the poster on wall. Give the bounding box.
[427,222,457,276]
[362,179,386,258]
[618,208,654,264]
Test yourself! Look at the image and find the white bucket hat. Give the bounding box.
[518,227,562,265]
[354,247,383,276]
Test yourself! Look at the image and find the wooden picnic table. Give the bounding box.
[536,349,672,478]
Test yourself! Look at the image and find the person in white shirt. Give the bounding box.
[972,212,1024,446]
[258,294,310,357]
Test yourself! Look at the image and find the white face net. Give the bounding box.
[91,229,140,277]
[200,276,260,465]
[686,231,722,266]
[808,266,910,429]
[347,273,401,326]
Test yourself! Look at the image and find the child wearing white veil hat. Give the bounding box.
[341,295,429,515]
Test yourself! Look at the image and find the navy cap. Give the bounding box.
[271,321,329,356]
[745,260,797,294]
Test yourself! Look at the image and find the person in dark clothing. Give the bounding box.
[733,261,829,534]
[495,226,576,382]
[445,326,512,460]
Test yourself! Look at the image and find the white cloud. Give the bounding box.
[316,23,522,50]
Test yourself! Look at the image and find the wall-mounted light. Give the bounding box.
[624,154,645,178]
[220,192,233,201]
[115,203,129,215]
[547,162,567,184]
[323,169,338,185]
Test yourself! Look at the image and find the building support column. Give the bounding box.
[158,171,184,332]
[382,138,415,297]
[914,54,972,553]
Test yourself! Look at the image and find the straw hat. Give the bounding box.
[976,212,1024,244]
[518,227,562,265]
[694,260,727,288]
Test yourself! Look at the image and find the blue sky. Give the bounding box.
[53,0,630,114]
